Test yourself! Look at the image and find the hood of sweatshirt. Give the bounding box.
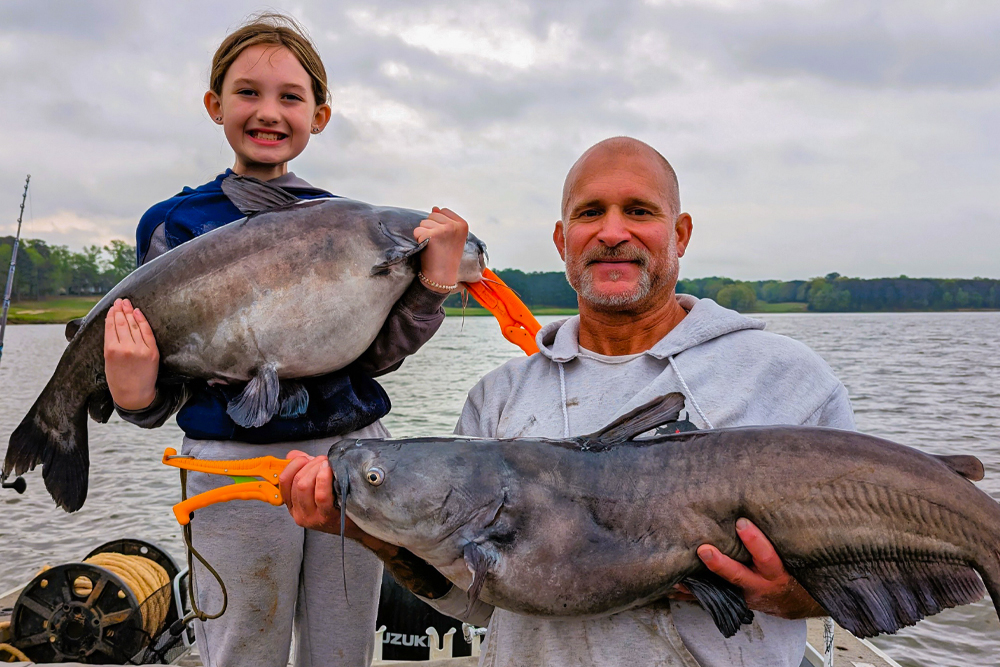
[535,294,766,363]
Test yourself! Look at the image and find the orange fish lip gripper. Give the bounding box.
[461,267,542,356]
[161,447,290,525]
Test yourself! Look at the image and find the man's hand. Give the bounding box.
[414,207,469,292]
[279,452,352,535]
[698,518,825,619]
[104,298,159,410]
[281,451,415,561]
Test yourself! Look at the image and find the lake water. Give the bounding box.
[2,311,998,667]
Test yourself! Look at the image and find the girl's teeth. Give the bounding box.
[254,132,282,141]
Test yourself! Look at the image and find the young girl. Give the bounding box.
[103,14,468,667]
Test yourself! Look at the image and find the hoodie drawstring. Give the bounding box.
[669,355,714,429]
[558,362,570,438]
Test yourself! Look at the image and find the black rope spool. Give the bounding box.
[10,539,180,664]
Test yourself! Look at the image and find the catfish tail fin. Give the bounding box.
[3,375,94,512]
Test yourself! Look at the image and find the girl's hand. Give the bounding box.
[104,298,160,410]
[414,207,469,293]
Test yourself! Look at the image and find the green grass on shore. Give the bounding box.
[3,296,101,324]
[746,301,809,313]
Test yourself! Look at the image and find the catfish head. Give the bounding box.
[329,437,506,573]
[457,233,488,285]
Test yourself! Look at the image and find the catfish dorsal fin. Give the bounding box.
[586,393,686,444]
[221,174,299,215]
[934,454,985,482]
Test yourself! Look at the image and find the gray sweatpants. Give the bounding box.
[180,430,385,667]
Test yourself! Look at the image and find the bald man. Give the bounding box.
[284,137,855,666]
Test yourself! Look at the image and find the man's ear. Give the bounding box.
[675,213,693,258]
[204,91,223,124]
[553,220,566,261]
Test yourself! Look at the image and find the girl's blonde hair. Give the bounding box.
[210,12,329,106]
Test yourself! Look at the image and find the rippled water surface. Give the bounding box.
[2,312,998,666]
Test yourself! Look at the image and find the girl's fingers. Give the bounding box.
[132,308,158,348]
[105,307,120,345]
[123,309,143,339]
[427,207,468,225]
[114,307,135,345]
[436,207,464,223]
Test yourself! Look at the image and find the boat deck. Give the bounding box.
[2,586,900,666]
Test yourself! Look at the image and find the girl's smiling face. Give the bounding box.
[205,44,331,179]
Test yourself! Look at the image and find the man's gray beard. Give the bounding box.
[575,265,653,308]
[565,245,677,309]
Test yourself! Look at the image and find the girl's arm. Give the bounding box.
[354,207,469,375]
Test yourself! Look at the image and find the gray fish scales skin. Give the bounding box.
[329,412,1000,638]
[2,195,486,512]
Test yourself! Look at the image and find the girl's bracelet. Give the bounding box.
[417,272,458,292]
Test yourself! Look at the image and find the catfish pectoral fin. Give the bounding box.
[370,238,428,275]
[790,559,987,638]
[278,381,309,419]
[464,542,496,612]
[226,363,280,428]
[681,573,754,638]
[88,389,115,423]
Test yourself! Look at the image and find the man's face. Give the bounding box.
[555,150,692,311]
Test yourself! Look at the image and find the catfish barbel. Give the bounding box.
[329,393,1000,639]
[2,175,487,512]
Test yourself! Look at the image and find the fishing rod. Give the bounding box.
[1,175,30,495]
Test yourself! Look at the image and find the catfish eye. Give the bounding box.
[365,467,385,486]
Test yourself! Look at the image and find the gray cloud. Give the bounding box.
[0,0,997,280]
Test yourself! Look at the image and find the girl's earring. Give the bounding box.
[215,116,222,122]
[311,127,320,134]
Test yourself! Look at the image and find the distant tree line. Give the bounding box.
[447,270,1000,312]
[0,237,136,300]
[5,238,998,314]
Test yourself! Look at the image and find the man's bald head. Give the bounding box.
[561,137,680,221]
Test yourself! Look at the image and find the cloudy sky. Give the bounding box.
[0,0,997,280]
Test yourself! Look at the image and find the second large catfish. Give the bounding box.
[330,393,1000,639]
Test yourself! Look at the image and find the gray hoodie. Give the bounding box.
[428,294,854,667]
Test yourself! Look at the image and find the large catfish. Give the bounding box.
[2,176,487,512]
[329,393,1000,639]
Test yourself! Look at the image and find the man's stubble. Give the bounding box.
[565,240,679,312]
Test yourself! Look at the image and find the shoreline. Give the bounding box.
[2,296,997,325]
